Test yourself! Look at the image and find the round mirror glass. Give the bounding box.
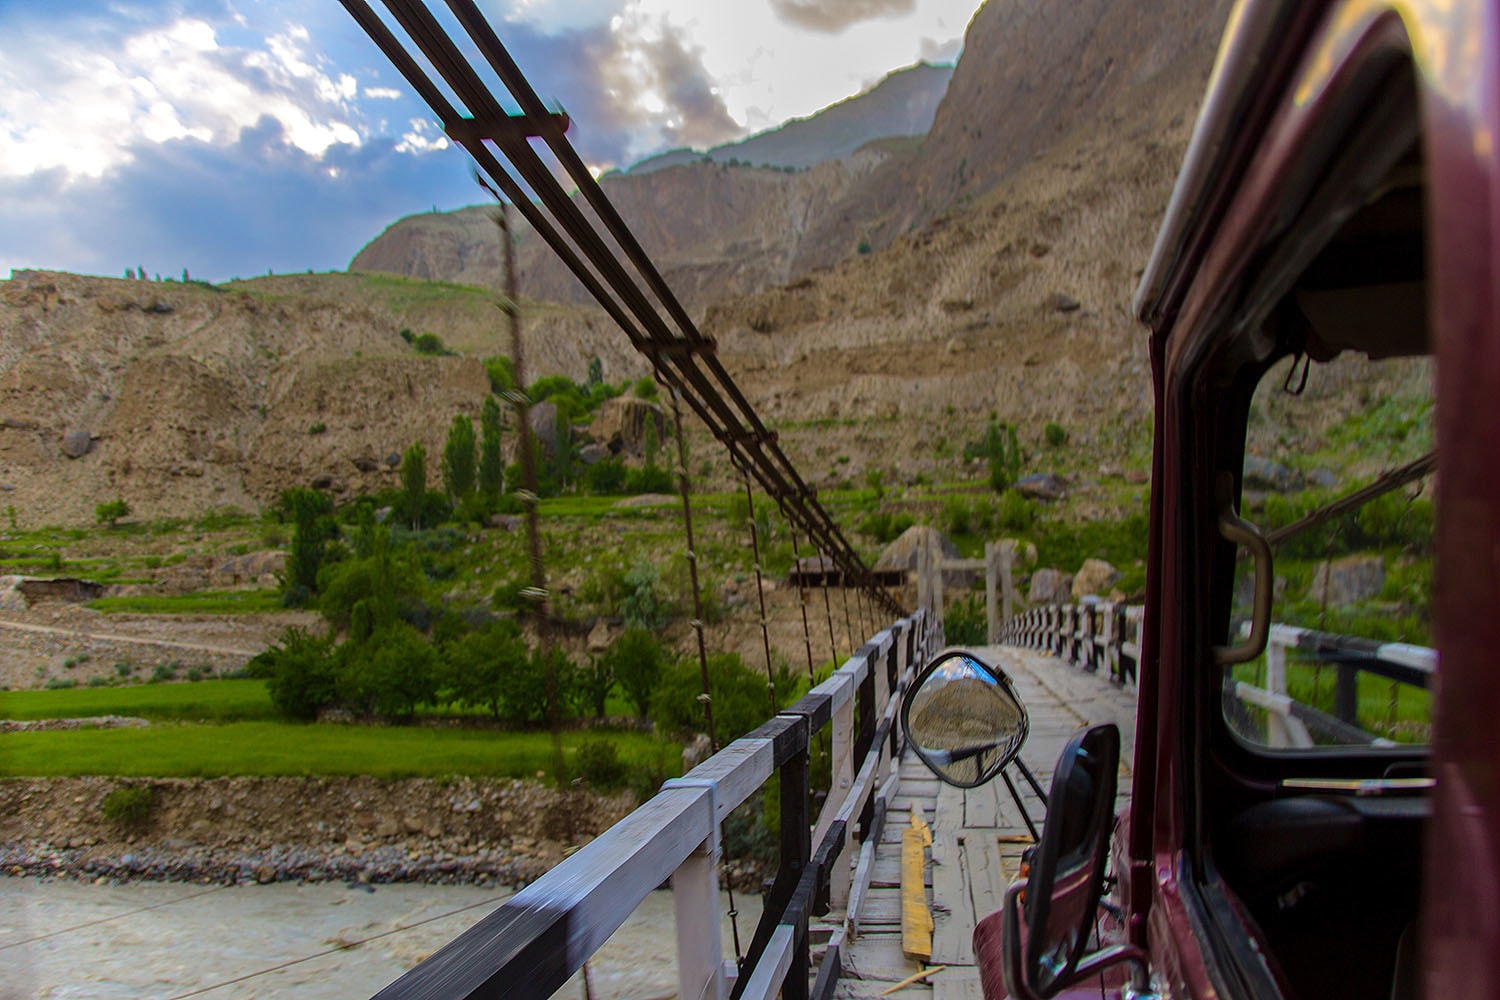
[1024,723,1120,996]
[902,650,1029,787]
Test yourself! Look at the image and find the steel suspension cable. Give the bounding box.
[345,0,902,622]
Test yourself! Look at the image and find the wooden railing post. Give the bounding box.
[674,834,725,1000]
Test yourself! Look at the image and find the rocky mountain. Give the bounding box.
[352,0,1231,307]
[627,61,955,174]
[0,0,1238,525]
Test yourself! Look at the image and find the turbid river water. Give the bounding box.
[0,877,761,999]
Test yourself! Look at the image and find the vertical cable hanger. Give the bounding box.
[787,522,818,681]
[740,466,780,716]
[665,383,717,750]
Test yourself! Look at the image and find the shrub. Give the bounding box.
[442,414,477,501]
[114,662,133,678]
[995,489,1034,532]
[87,676,108,688]
[583,458,628,495]
[621,561,669,631]
[308,423,327,435]
[634,377,658,400]
[44,677,77,690]
[1044,422,1069,448]
[150,664,176,683]
[95,498,130,527]
[944,593,987,646]
[857,511,915,544]
[411,332,452,356]
[576,738,627,789]
[101,785,153,828]
[624,464,673,494]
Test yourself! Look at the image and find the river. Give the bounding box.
[1,877,761,999]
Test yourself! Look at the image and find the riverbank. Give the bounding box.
[0,775,635,889]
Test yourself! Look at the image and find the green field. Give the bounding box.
[0,680,681,782]
[0,679,278,722]
[0,721,680,780]
[87,589,285,615]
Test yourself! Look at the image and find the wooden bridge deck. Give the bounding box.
[822,644,1139,999]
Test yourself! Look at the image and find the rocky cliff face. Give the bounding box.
[352,0,1231,303]
[352,147,902,308]
[0,271,644,524]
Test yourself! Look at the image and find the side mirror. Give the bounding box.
[1001,723,1148,999]
[901,649,1029,787]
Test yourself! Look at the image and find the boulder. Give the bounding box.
[1028,568,1073,605]
[875,524,972,588]
[588,397,667,458]
[577,443,608,466]
[1071,559,1121,600]
[586,619,613,654]
[1049,292,1081,313]
[1014,472,1068,501]
[1308,555,1385,606]
[526,401,559,459]
[350,450,382,473]
[61,429,92,459]
[1243,455,1302,493]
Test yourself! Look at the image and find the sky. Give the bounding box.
[0,0,978,283]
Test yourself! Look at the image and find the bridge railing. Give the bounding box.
[373,607,940,1000]
[1000,601,1144,687]
[1000,602,1434,747]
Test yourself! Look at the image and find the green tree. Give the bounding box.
[575,655,613,719]
[337,622,439,718]
[95,498,130,527]
[966,420,1024,492]
[262,627,338,720]
[587,356,603,388]
[317,528,428,634]
[442,414,477,501]
[652,652,797,743]
[604,628,665,721]
[442,620,527,719]
[400,441,427,530]
[280,488,335,605]
[479,396,504,498]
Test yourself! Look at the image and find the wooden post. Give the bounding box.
[985,542,999,645]
[674,838,725,1000]
[917,534,930,614]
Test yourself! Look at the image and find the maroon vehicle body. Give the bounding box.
[1122,1,1500,997]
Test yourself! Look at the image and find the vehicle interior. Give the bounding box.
[1173,32,1432,1000]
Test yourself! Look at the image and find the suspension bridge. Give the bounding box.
[325,5,1435,998]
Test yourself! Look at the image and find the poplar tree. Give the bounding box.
[442,414,476,500]
[479,396,504,498]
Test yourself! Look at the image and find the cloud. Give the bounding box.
[0,122,476,282]
[769,0,917,34]
[0,5,369,184]
[495,14,742,166]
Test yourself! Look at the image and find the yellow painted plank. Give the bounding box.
[901,803,934,961]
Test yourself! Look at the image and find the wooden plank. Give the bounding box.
[933,966,985,1000]
[739,924,795,1000]
[962,832,1008,925]
[963,783,999,830]
[901,806,934,961]
[929,831,973,965]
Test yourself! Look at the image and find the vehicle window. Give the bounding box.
[1227,350,1435,751]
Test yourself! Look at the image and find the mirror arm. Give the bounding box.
[999,767,1042,842]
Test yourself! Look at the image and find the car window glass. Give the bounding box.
[1228,351,1435,751]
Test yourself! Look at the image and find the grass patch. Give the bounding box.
[87,589,283,615]
[0,679,277,722]
[0,722,682,782]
